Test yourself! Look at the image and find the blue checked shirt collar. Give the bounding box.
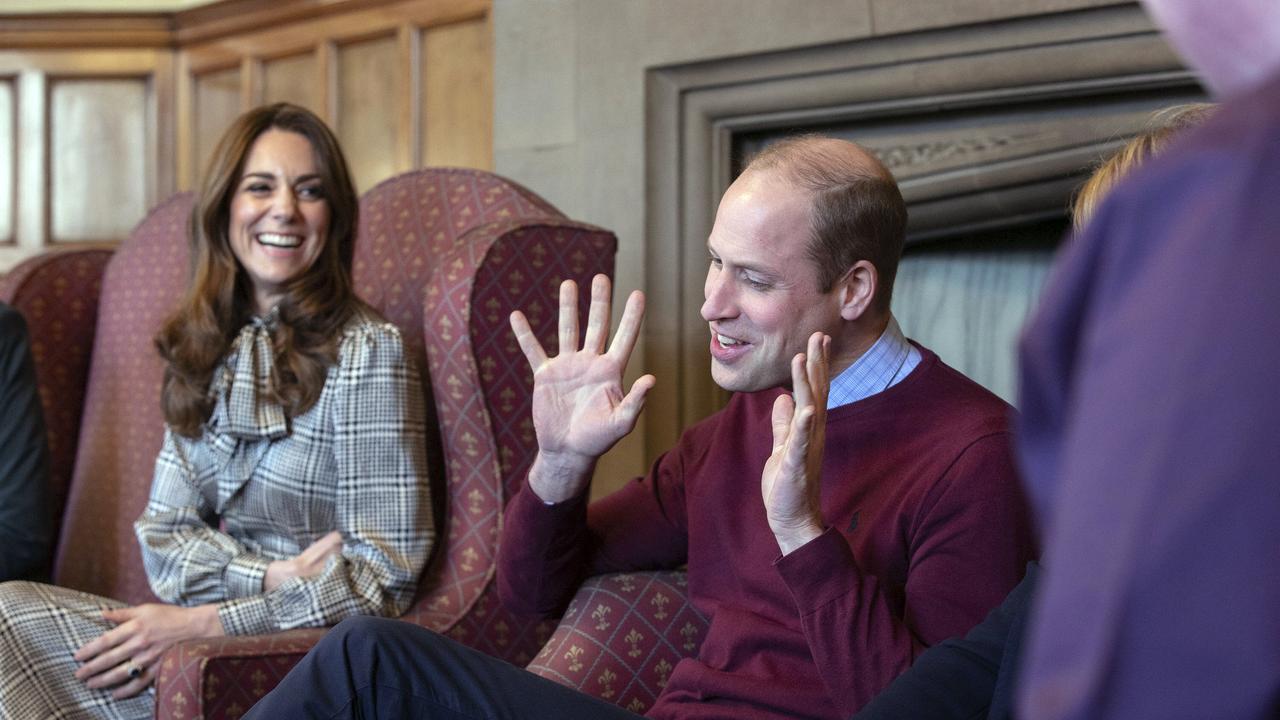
[826,315,921,409]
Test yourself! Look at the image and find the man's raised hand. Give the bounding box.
[510,274,655,503]
[761,331,830,555]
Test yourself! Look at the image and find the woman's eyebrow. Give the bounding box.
[240,172,323,183]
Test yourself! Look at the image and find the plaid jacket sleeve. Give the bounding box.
[216,320,435,635]
[136,428,267,606]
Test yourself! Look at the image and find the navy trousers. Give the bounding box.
[242,616,645,719]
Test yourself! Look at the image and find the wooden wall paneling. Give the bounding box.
[421,15,493,169]
[336,33,400,193]
[0,49,167,268]
[318,41,338,125]
[241,56,263,109]
[398,24,422,176]
[47,77,149,243]
[151,51,176,204]
[1,0,495,268]
[263,51,319,113]
[0,78,14,244]
[16,70,45,258]
[175,51,195,191]
[192,65,241,186]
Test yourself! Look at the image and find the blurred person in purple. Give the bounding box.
[1015,1,1280,718]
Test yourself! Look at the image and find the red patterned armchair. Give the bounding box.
[526,570,709,715]
[0,168,616,719]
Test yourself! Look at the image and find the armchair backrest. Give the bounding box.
[356,168,616,664]
[54,193,192,601]
[0,246,113,563]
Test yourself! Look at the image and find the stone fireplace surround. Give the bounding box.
[642,3,1202,451]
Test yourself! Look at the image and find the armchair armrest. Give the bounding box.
[154,629,326,720]
[525,570,709,715]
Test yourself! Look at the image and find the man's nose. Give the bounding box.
[701,270,735,321]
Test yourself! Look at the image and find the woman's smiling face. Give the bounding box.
[228,128,330,316]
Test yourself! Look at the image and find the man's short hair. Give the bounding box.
[744,135,907,314]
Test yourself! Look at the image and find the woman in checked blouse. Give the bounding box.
[0,103,435,719]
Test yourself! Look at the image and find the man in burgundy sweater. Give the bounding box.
[244,136,1035,719]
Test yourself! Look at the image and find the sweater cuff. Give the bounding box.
[773,527,859,615]
[507,477,587,542]
[223,554,270,599]
[217,595,274,636]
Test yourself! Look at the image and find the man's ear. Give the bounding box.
[836,260,877,322]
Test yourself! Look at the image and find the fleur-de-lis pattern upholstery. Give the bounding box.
[526,571,710,715]
[6,194,192,601]
[0,246,113,560]
[0,167,616,719]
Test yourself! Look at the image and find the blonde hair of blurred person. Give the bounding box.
[1072,103,1216,230]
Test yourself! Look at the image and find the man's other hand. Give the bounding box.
[762,331,830,555]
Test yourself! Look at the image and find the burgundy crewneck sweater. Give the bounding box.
[500,347,1035,719]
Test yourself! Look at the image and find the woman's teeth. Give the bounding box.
[257,233,302,248]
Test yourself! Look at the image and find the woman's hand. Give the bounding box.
[264,530,344,591]
[73,603,224,699]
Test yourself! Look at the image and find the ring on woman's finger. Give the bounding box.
[125,661,143,680]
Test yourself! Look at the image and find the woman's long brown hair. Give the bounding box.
[155,103,365,438]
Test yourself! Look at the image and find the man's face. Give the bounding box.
[700,170,845,393]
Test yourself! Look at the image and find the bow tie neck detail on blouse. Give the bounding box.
[221,314,289,441]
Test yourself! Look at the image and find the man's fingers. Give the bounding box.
[558,279,580,353]
[806,332,830,412]
[509,311,548,369]
[770,394,795,452]
[790,352,812,411]
[616,374,656,427]
[786,406,815,465]
[605,290,646,366]
[581,274,612,354]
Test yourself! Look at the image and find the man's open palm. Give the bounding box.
[510,275,654,502]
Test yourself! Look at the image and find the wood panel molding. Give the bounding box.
[174,0,485,46]
[0,14,173,49]
[0,0,487,51]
